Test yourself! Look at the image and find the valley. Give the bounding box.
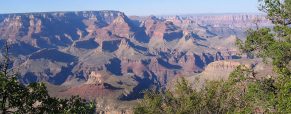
[0,11,271,112]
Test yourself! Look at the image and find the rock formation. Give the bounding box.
[0,11,272,112]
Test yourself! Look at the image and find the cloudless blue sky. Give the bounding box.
[0,0,260,16]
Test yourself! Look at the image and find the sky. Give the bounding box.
[0,0,260,16]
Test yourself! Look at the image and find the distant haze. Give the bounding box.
[0,0,260,16]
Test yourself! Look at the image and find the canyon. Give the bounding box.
[0,11,271,112]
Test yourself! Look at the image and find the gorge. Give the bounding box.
[0,11,271,112]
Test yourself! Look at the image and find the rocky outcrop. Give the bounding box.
[105,14,133,38]
[201,59,255,80]
[197,59,276,81]
[85,71,104,84]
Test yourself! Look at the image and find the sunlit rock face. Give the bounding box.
[193,59,275,81]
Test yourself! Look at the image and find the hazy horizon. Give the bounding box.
[0,0,260,16]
